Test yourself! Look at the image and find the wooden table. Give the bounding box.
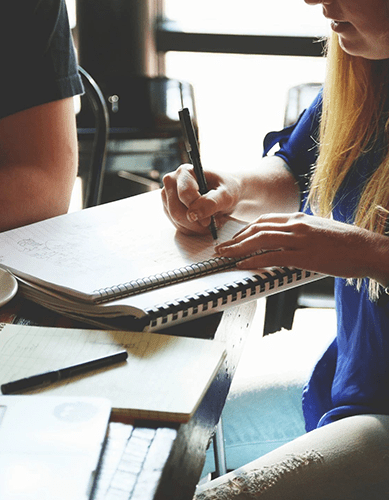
[0,296,257,500]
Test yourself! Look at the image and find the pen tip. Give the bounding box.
[209,216,218,241]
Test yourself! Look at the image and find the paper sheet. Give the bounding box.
[0,323,226,422]
[0,191,245,300]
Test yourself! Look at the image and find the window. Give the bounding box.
[65,0,76,29]
[164,0,327,37]
[161,1,328,172]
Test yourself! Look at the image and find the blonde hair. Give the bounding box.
[308,33,389,299]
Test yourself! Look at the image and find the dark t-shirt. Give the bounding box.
[0,0,83,120]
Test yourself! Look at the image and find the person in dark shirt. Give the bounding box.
[163,0,389,498]
[0,0,83,231]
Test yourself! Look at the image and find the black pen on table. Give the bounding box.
[178,107,218,241]
[1,349,128,395]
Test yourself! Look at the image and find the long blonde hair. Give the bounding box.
[308,32,389,299]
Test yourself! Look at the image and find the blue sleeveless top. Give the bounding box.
[263,91,389,432]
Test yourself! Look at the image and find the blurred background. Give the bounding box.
[69,0,328,205]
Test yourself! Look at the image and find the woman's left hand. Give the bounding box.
[215,212,389,283]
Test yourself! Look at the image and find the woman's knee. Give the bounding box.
[195,414,389,500]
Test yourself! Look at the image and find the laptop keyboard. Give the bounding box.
[93,422,177,500]
[93,422,156,500]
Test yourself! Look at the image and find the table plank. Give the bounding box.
[152,302,257,500]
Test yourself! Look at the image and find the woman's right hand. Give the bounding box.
[161,164,241,235]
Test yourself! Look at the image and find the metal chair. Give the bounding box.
[77,66,109,208]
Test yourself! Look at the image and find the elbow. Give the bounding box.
[47,149,78,216]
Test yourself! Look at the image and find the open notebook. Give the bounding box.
[0,190,323,331]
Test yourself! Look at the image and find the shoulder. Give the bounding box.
[263,89,322,157]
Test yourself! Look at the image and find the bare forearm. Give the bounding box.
[231,156,301,221]
[0,161,76,232]
[364,230,389,288]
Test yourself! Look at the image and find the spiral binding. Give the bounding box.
[145,267,314,329]
[94,256,239,303]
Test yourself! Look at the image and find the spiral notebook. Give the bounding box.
[0,190,323,331]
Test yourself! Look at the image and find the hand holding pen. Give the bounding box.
[178,108,218,240]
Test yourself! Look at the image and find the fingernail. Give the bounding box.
[216,246,227,255]
[187,211,198,222]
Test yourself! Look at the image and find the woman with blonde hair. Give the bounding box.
[162,0,389,497]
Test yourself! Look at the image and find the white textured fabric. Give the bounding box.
[197,414,389,499]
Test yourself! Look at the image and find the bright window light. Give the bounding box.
[164,1,328,172]
[65,0,76,29]
[164,0,327,37]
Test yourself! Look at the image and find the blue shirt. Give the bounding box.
[0,0,83,120]
[263,91,389,432]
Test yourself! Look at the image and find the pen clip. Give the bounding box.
[178,108,198,157]
[178,107,218,240]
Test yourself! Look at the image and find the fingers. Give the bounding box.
[214,213,310,270]
[216,215,302,254]
[162,178,205,235]
[186,172,239,221]
[162,164,238,235]
[162,164,216,235]
[162,164,199,211]
[229,212,303,239]
[235,249,297,270]
[174,164,203,208]
[213,212,370,278]
[216,229,305,272]
[216,229,292,258]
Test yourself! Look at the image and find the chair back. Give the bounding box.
[78,66,110,208]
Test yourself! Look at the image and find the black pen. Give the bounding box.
[1,349,128,395]
[178,107,218,240]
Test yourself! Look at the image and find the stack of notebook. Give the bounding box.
[0,190,323,331]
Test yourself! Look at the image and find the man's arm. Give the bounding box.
[0,97,78,231]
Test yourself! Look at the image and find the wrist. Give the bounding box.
[365,231,389,291]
